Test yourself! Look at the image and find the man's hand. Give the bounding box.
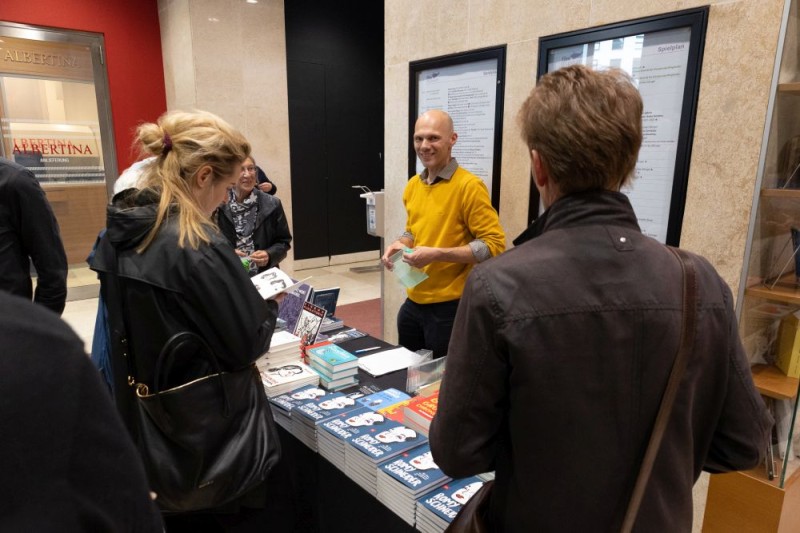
[402,246,438,268]
[381,240,408,270]
[250,250,270,268]
[258,182,273,193]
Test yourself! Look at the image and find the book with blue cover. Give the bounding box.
[377,443,451,526]
[277,281,315,332]
[357,388,411,411]
[378,443,450,497]
[312,287,340,316]
[344,418,426,496]
[291,390,369,450]
[346,418,426,464]
[317,406,388,471]
[417,476,486,527]
[267,383,327,431]
[294,392,360,425]
[307,343,358,373]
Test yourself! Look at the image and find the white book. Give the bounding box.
[251,267,311,300]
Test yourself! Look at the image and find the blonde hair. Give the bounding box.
[518,65,642,194]
[134,110,251,251]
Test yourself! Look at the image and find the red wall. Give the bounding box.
[0,0,167,172]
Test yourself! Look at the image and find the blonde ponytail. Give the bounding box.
[133,110,250,251]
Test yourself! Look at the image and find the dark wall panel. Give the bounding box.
[286,0,383,260]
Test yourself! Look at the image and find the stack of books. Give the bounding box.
[291,391,360,451]
[415,476,487,533]
[307,342,359,391]
[267,384,327,431]
[255,330,302,371]
[260,362,319,398]
[317,406,382,470]
[344,417,427,496]
[316,388,410,471]
[376,443,451,526]
[403,390,439,436]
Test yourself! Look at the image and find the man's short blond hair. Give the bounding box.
[518,65,643,194]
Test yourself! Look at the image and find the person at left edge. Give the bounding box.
[0,291,163,532]
[218,155,292,276]
[0,158,67,315]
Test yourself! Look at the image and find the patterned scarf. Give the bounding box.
[228,189,259,274]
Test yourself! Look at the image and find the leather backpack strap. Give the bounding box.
[620,247,697,533]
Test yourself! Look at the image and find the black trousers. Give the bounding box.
[396,298,460,359]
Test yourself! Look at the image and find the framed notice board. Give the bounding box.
[409,46,506,211]
[532,7,709,246]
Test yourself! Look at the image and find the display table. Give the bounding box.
[276,333,419,533]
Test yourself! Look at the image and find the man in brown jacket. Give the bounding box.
[429,65,772,532]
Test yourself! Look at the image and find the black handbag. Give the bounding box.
[132,331,281,513]
[107,249,280,513]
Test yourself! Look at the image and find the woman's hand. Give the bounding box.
[250,250,270,268]
[258,182,273,193]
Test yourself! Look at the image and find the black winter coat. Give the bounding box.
[218,189,292,272]
[430,190,772,532]
[91,189,277,437]
[0,159,67,314]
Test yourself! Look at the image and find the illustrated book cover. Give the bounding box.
[251,267,310,300]
[277,280,315,332]
[293,300,327,347]
[378,443,450,496]
[417,476,486,525]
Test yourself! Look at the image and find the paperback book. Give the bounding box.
[307,343,359,374]
[317,406,386,471]
[277,281,315,332]
[357,388,411,411]
[260,362,319,399]
[326,328,368,344]
[317,372,359,392]
[251,267,310,300]
[344,417,427,496]
[293,300,327,347]
[291,391,362,451]
[403,390,439,436]
[416,476,486,533]
[267,384,327,430]
[255,330,302,371]
[376,443,451,526]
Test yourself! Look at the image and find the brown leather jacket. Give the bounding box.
[430,191,772,532]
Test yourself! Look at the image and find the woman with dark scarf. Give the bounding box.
[218,155,292,276]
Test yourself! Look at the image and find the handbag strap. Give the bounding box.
[619,247,697,533]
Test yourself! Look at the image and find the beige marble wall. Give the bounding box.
[383,0,787,345]
[157,0,294,271]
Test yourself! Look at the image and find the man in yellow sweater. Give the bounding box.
[381,110,505,358]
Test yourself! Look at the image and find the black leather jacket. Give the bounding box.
[91,189,277,436]
[218,190,292,272]
[0,159,67,314]
[430,190,772,532]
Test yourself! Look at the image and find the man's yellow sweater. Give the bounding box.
[403,166,505,304]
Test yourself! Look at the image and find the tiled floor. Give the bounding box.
[61,259,382,355]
